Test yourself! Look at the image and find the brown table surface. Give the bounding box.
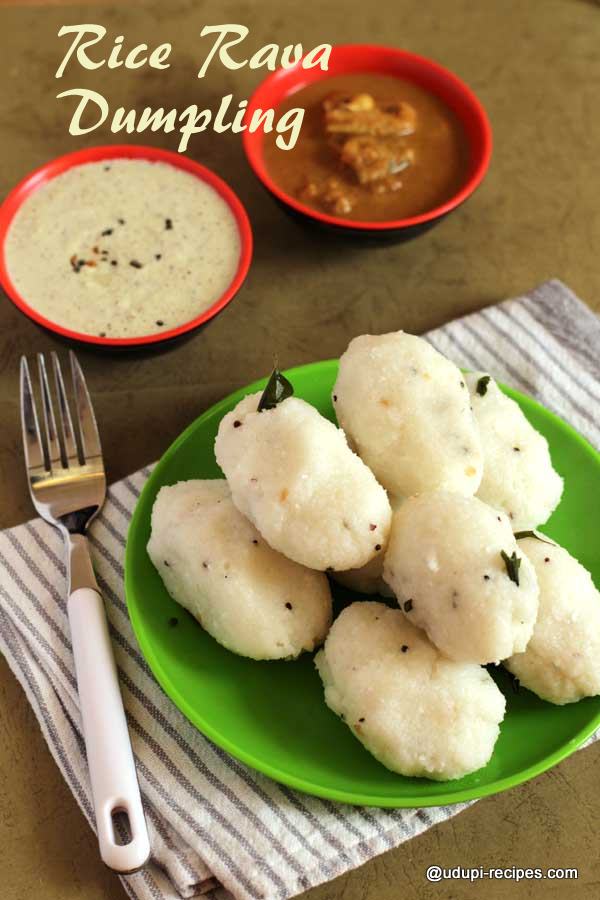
[1,1,600,898]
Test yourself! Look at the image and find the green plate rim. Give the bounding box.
[124,359,600,807]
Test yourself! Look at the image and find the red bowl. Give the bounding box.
[0,145,253,350]
[243,44,492,240]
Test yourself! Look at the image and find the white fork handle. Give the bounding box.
[68,587,150,872]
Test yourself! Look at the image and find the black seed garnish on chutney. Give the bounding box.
[164,560,170,567]
[513,446,521,452]
[130,260,143,268]
[110,260,118,266]
[501,550,522,586]
[374,544,382,551]
[156,320,164,326]
[101,228,113,236]
[285,602,293,610]
[155,254,162,260]
[233,420,242,428]
[484,574,490,581]
[118,218,125,225]
[401,645,409,653]
[358,717,365,723]
[476,375,491,396]
[333,394,337,402]
[202,561,208,569]
[404,599,413,613]
[544,557,550,563]
[252,539,258,545]
[165,218,173,230]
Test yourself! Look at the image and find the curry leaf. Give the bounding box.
[514,530,555,546]
[501,550,522,586]
[257,368,294,412]
[476,375,491,396]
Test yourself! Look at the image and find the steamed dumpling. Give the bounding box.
[383,492,539,664]
[332,332,483,500]
[147,480,332,660]
[505,537,600,704]
[466,372,563,529]
[316,602,506,781]
[215,393,392,571]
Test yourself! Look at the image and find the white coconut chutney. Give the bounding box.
[5,159,241,338]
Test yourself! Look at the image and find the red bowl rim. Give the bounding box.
[0,144,253,348]
[243,44,492,231]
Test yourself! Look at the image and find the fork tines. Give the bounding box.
[20,351,103,477]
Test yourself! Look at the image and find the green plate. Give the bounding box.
[125,360,600,807]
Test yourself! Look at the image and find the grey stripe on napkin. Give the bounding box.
[0,278,598,900]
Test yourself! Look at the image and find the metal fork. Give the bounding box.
[20,351,150,873]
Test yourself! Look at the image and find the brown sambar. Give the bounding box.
[263,72,470,222]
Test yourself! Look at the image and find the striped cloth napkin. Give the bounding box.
[1,278,599,900]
